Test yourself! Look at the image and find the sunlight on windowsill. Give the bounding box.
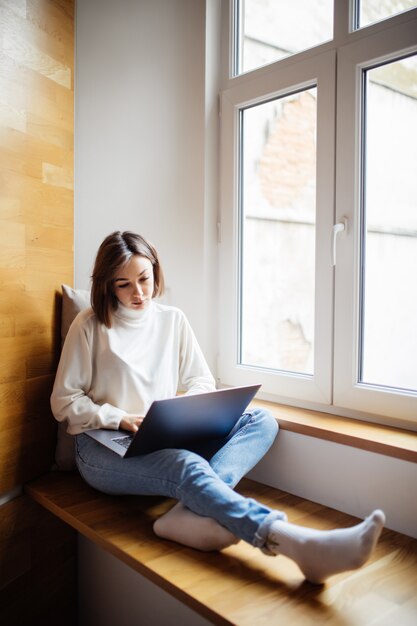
[250,398,417,464]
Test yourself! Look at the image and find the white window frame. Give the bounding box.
[219,50,336,405]
[218,1,417,426]
[334,18,417,422]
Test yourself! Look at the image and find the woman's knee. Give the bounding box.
[251,408,279,440]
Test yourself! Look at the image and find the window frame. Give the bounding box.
[218,1,417,427]
[333,17,417,422]
[219,50,336,405]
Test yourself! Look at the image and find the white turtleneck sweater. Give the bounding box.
[51,301,216,435]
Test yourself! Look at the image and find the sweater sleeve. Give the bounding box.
[178,312,216,394]
[50,313,126,435]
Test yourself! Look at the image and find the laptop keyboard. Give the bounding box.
[112,435,133,449]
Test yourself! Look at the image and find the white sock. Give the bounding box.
[153,502,239,551]
[266,509,385,584]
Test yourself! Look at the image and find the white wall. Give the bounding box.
[75,0,219,364]
[249,430,417,539]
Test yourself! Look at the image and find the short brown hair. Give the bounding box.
[91,231,165,327]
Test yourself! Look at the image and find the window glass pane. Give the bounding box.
[360,54,417,391]
[357,0,417,29]
[239,89,317,375]
[235,0,333,76]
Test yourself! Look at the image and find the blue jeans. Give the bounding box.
[75,408,283,548]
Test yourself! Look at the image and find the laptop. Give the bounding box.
[84,384,261,458]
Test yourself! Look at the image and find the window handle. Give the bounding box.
[331,218,347,266]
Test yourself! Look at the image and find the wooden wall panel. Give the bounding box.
[0,0,74,493]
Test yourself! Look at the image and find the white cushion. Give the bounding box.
[54,284,90,470]
[60,284,91,346]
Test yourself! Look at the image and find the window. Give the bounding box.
[239,88,317,377]
[334,18,417,422]
[219,50,335,405]
[360,56,417,392]
[219,1,417,424]
[354,0,417,29]
[233,0,333,75]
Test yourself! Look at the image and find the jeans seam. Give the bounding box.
[77,454,181,488]
[75,437,183,491]
[77,458,181,494]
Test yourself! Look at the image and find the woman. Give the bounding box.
[51,231,385,584]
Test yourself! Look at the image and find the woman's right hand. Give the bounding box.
[119,415,144,433]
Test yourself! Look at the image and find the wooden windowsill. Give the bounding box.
[25,472,417,625]
[251,399,417,464]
